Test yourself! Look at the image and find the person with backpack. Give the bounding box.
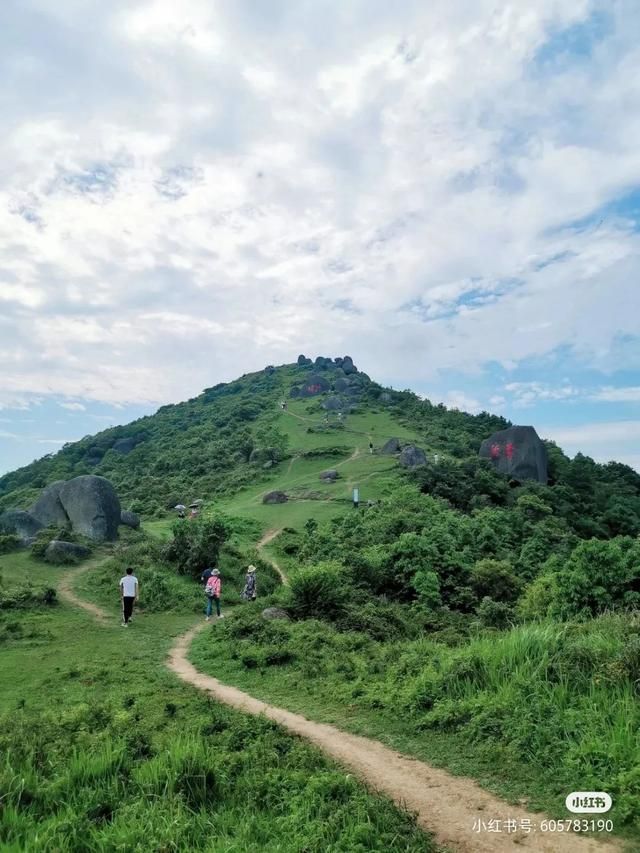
[205,568,223,621]
[241,565,257,601]
[119,567,139,627]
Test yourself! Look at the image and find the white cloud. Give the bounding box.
[591,386,640,403]
[540,419,640,469]
[441,390,483,414]
[0,0,638,426]
[503,381,579,407]
[59,401,86,411]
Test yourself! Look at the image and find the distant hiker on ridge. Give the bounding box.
[369,441,374,454]
[120,567,139,627]
[205,568,223,621]
[241,565,257,601]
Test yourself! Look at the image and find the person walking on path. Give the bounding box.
[120,567,139,627]
[369,441,374,454]
[205,569,223,621]
[241,565,257,601]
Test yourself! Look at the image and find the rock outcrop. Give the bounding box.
[44,540,91,564]
[59,475,121,541]
[120,510,140,529]
[29,481,68,526]
[381,437,401,455]
[262,491,288,505]
[298,374,331,397]
[319,469,339,481]
[479,425,548,484]
[262,607,291,621]
[399,445,427,468]
[0,510,43,543]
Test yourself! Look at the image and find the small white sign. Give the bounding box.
[565,792,612,813]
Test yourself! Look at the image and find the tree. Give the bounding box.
[471,559,521,603]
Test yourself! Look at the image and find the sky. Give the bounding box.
[1,0,639,476]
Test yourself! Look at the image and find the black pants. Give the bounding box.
[122,596,135,623]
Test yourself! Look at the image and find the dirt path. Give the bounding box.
[256,528,289,585]
[58,558,111,623]
[57,556,621,852]
[168,625,620,853]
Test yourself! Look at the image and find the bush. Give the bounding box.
[0,585,57,610]
[162,517,229,577]
[0,534,21,555]
[288,561,350,621]
[30,526,78,560]
[476,596,515,629]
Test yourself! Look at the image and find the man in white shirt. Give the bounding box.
[119,567,139,627]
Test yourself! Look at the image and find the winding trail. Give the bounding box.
[256,528,289,585]
[168,626,620,853]
[58,558,110,623]
[56,548,623,851]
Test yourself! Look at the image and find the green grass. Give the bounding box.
[190,610,640,844]
[0,549,438,852]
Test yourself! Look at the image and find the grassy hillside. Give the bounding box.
[0,548,437,852]
[2,355,640,846]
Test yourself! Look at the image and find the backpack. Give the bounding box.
[205,577,219,598]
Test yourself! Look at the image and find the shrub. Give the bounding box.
[476,596,515,629]
[288,561,350,621]
[30,526,78,560]
[162,517,229,577]
[0,534,20,555]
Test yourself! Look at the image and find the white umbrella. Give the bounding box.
[174,504,186,510]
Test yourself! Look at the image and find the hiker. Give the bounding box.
[120,567,139,627]
[189,507,199,520]
[369,441,374,454]
[241,565,257,601]
[205,568,223,621]
[280,400,287,410]
[201,565,215,584]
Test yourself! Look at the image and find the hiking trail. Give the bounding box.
[256,528,289,585]
[57,556,622,853]
[168,624,621,853]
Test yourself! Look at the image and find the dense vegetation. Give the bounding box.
[2,355,640,844]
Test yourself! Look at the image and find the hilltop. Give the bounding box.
[1,355,639,541]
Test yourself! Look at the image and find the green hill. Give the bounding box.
[2,354,639,539]
[2,355,640,845]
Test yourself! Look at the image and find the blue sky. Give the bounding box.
[0,0,639,476]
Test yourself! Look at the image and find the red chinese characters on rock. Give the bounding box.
[505,442,515,460]
[306,384,322,394]
[490,443,501,459]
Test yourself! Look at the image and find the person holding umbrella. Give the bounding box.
[174,504,186,518]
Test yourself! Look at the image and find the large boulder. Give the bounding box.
[342,356,357,375]
[381,437,401,455]
[320,469,339,481]
[262,491,288,504]
[479,425,548,484]
[120,510,140,529]
[59,475,121,541]
[30,481,68,526]
[322,395,347,411]
[399,445,427,468]
[0,510,43,543]
[44,540,91,564]
[262,607,291,621]
[298,374,330,397]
